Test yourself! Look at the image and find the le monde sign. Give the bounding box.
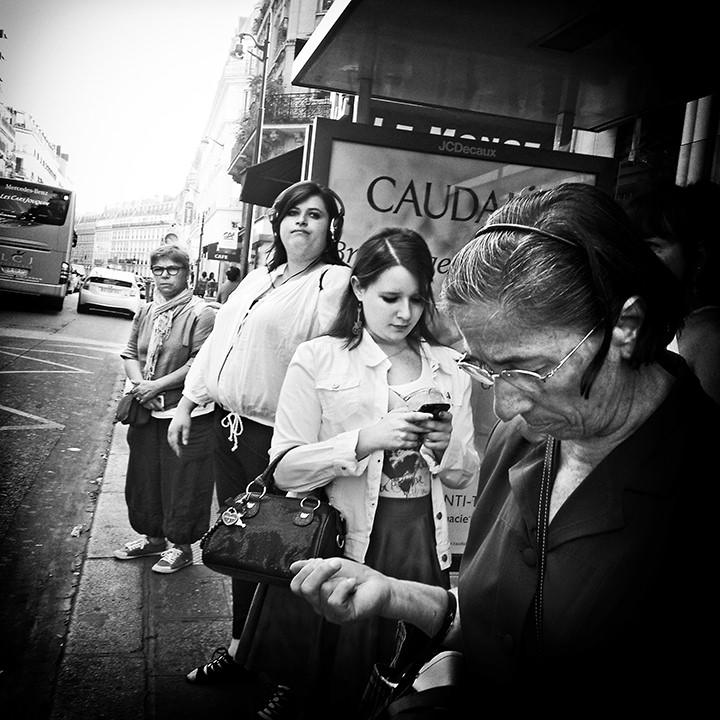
[368,98,556,150]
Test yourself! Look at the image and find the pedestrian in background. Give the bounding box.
[625,180,720,403]
[194,270,207,297]
[216,265,241,303]
[167,181,351,698]
[114,244,217,574]
[204,271,218,299]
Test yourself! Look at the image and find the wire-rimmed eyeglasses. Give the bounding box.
[456,324,600,390]
[150,265,183,276]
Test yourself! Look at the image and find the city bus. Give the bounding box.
[0,177,77,311]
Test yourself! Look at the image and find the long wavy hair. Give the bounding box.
[328,227,441,351]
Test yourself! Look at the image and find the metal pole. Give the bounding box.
[239,19,270,279]
[195,211,205,289]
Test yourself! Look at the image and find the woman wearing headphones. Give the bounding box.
[167,181,351,692]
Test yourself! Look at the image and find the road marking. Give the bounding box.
[0,345,102,360]
[0,349,92,374]
[0,331,120,429]
[0,329,125,352]
[0,404,65,431]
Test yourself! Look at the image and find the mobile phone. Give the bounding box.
[418,402,450,419]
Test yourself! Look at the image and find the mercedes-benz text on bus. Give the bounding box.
[0,178,76,311]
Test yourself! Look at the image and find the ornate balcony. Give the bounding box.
[264,93,332,125]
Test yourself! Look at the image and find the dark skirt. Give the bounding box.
[243,494,448,711]
[332,495,449,707]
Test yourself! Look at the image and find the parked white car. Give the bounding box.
[77,267,142,317]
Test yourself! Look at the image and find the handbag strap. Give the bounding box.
[534,434,556,653]
[248,446,297,495]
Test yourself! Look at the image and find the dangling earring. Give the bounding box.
[352,302,363,336]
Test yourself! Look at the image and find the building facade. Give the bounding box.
[182,0,340,282]
[74,197,177,278]
[2,107,71,189]
[0,104,15,178]
[179,13,251,287]
[221,0,339,273]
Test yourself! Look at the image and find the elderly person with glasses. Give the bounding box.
[288,183,719,715]
[114,244,217,573]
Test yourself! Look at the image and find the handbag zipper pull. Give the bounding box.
[294,496,320,527]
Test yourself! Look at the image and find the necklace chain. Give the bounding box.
[386,345,410,360]
[270,257,321,289]
[381,344,411,360]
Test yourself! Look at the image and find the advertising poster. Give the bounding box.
[308,119,617,560]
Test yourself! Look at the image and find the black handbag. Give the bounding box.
[363,650,464,719]
[114,392,151,426]
[361,593,462,720]
[200,449,346,585]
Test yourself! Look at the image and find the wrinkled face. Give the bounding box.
[279,194,330,264]
[451,302,619,441]
[644,235,686,280]
[151,259,188,300]
[352,265,425,345]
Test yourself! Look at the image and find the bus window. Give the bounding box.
[0,178,76,312]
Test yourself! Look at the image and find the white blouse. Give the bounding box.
[182,262,351,426]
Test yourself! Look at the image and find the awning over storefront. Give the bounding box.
[204,242,242,263]
[240,147,305,208]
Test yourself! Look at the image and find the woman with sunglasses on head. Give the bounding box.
[167,181,351,693]
[289,184,720,716]
[246,227,479,717]
[114,244,217,573]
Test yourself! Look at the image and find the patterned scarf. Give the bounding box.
[143,288,196,380]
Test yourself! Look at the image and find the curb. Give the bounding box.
[50,422,269,719]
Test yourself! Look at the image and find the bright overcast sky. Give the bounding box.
[2,0,255,214]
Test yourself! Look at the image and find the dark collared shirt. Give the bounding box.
[458,354,718,709]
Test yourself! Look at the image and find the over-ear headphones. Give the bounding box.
[268,181,345,243]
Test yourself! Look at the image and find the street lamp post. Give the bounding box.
[233,19,271,279]
[195,211,205,288]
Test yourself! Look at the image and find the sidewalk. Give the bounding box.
[50,422,272,720]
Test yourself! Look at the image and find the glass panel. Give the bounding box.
[89,277,133,288]
[0,180,70,227]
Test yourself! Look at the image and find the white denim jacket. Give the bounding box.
[270,332,480,569]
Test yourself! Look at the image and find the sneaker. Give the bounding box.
[114,537,166,560]
[151,547,193,574]
[186,646,252,684]
[256,685,301,720]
